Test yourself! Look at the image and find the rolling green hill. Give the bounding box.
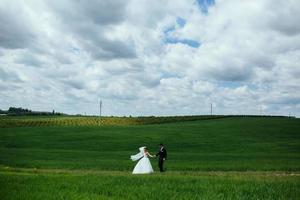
[0,117,299,199]
[0,117,299,171]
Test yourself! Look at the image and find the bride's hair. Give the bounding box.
[144,147,148,151]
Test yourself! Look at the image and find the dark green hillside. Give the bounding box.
[1,117,299,200]
[0,117,299,171]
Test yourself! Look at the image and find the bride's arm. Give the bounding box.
[146,152,154,157]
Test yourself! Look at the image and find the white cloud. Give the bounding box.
[0,0,299,116]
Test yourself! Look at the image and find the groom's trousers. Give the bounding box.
[158,158,164,172]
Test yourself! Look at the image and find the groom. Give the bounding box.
[156,143,167,172]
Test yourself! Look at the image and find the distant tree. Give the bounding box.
[6,107,66,116]
[8,107,32,115]
[0,109,7,114]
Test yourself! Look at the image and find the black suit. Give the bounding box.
[156,147,167,172]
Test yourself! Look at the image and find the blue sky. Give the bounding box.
[196,0,215,13]
[164,17,200,48]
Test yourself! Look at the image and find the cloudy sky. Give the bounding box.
[0,0,300,116]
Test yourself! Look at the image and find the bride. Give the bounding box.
[130,147,154,174]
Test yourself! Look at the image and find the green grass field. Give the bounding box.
[1,168,299,200]
[0,117,299,199]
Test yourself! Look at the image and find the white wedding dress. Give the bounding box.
[131,147,154,174]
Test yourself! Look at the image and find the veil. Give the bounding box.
[130,147,145,161]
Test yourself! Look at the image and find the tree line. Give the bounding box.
[0,107,65,116]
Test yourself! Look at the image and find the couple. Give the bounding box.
[130,143,167,174]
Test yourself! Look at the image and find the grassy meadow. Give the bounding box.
[0,116,299,199]
[1,168,299,200]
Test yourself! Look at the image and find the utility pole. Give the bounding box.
[210,103,213,116]
[98,100,102,125]
[99,100,102,118]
